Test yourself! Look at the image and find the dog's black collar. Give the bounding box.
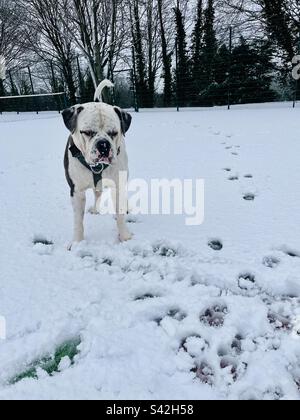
[69,136,121,188]
[69,143,109,187]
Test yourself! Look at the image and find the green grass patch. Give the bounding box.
[11,337,81,385]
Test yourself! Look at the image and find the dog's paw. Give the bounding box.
[67,241,82,251]
[88,206,100,215]
[119,231,133,242]
[68,236,85,251]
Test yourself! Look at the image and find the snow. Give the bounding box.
[0,103,300,400]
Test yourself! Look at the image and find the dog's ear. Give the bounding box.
[62,106,84,133]
[114,107,132,136]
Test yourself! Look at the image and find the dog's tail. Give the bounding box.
[94,79,114,103]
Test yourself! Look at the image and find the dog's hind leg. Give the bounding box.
[88,190,102,215]
[72,191,86,244]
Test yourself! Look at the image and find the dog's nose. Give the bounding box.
[96,139,111,157]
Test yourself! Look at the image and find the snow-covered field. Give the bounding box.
[0,103,300,400]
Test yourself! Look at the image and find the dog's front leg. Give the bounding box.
[112,183,132,243]
[72,191,86,244]
[117,214,132,242]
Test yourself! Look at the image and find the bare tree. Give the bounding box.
[21,0,77,103]
[68,0,127,88]
[158,0,173,106]
[129,0,164,107]
[0,0,28,70]
[129,0,148,106]
[146,1,161,106]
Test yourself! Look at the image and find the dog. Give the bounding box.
[62,80,132,248]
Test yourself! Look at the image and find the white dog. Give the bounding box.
[63,80,132,247]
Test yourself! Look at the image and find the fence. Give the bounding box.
[0,64,138,113]
[0,92,67,114]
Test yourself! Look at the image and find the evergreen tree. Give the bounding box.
[191,0,203,104]
[230,38,276,104]
[197,0,218,106]
[174,6,191,107]
[213,44,231,105]
[131,0,149,108]
[261,0,296,63]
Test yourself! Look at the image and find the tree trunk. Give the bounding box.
[63,62,77,104]
[158,0,172,106]
[131,0,148,107]
[147,0,155,107]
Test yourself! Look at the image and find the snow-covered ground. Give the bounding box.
[0,103,300,400]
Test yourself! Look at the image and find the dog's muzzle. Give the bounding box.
[92,139,113,166]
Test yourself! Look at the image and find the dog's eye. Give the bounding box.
[108,130,118,138]
[80,130,96,138]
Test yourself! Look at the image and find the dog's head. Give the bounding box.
[62,103,132,167]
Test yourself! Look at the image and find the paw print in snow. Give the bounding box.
[167,308,187,322]
[208,239,223,251]
[152,241,178,257]
[220,356,239,382]
[268,311,292,331]
[243,193,256,201]
[155,308,187,325]
[180,335,209,356]
[263,387,284,401]
[33,236,54,246]
[200,304,228,328]
[263,256,280,269]
[191,362,214,386]
[238,273,258,293]
[135,293,160,302]
[231,334,244,355]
